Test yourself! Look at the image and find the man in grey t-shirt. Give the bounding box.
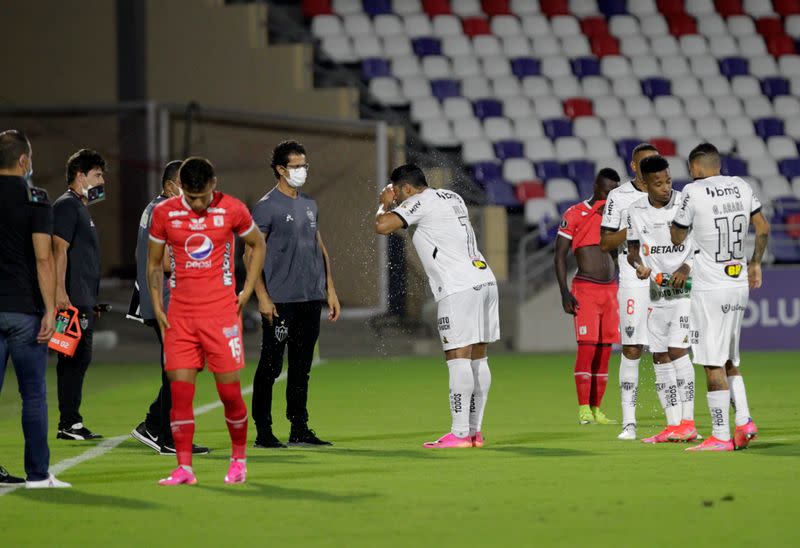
[249,140,340,448]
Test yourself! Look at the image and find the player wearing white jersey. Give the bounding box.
[626,156,698,444]
[671,143,771,452]
[375,164,499,449]
[599,143,659,440]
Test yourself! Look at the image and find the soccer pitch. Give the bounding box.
[1,352,799,547]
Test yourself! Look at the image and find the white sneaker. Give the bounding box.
[26,474,71,489]
[617,423,637,441]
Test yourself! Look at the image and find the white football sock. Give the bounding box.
[469,357,492,436]
[707,390,731,441]
[654,362,681,426]
[673,354,695,421]
[619,356,640,425]
[447,359,474,438]
[728,375,751,427]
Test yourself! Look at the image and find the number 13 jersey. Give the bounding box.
[672,175,761,291]
[394,188,496,301]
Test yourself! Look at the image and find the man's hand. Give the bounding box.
[154,309,170,339]
[379,184,396,209]
[670,264,691,288]
[56,289,72,311]
[748,262,762,289]
[561,288,579,315]
[635,263,652,280]
[327,290,341,322]
[237,289,254,316]
[37,309,55,344]
[258,295,279,326]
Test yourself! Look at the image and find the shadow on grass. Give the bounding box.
[11,489,163,509]
[497,432,587,445]
[486,446,593,457]
[744,442,800,457]
[198,482,379,503]
[335,431,437,443]
[327,447,439,460]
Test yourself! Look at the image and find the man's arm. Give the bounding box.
[670,224,689,245]
[52,236,72,310]
[33,233,56,343]
[375,184,405,235]
[317,231,340,322]
[626,240,650,280]
[147,239,169,336]
[238,227,267,314]
[554,235,578,315]
[600,226,626,253]
[748,211,770,289]
[244,232,278,325]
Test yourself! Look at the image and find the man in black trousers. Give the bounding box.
[249,140,340,448]
[128,161,208,455]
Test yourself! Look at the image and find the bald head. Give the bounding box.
[688,142,721,179]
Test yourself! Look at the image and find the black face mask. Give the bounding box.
[86,184,106,205]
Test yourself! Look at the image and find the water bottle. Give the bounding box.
[655,272,692,291]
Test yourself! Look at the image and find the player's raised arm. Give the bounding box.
[748,211,770,289]
[375,184,405,235]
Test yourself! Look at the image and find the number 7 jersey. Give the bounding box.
[672,175,761,291]
[393,188,496,301]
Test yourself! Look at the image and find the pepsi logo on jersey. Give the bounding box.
[185,233,213,269]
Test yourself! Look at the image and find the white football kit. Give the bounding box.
[394,188,500,351]
[627,191,694,353]
[602,180,649,346]
[672,176,762,366]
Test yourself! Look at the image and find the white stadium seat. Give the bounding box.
[483,56,512,78]
[462,76,492,99]
[696,116,725,140]
[332,0,362,15]
[665,117,695,139]
[628,0,657,16]
[401,76,430,100]
[343,14,373,36]
[503,36,532,57]
[532,96,565,119]
[562,35,591,57]
[684,96,713,118]
[585,136,616,159]
[551,15,581,38]
[689,54,721,77]
[767,137,799,160]
[450,0,482,17]
[573,117,605,139]
[369,77,405,106]
[541,56,571,78]
[733,135,768,159]
[312,15,342,39]
[514,117,545,139]
[661,55,690,78]
[554,137,587,160]
[792,176,800,199]
[374,14,403,37]
[421,120,458,147]
[461,139,495,163]
[493,16,523,36]
[321,36,357,63]
[403,14,432,37]
[655,96,684,118]
[624,96,654,117]
[779,55,800,76]
[600,56,631,78]
[640,14,668,36]
[452,55,481,78]
[512,0,542,16]
[353,35,383,59]
[738,36,768,58]
[551,76,581,99]
[432,15,462,37]
[484,117,515,141]
[546,179,580,202]
[727,15,756,36]
[442,35,473,57]
[786,116,800,139]
[443,97,474,120]
[422,56,451,79]
[569,0,599,17]
[609,15,640,37]
[525,198,559,226]
[453,117,484,141]
[594,96,624,119]
[744,96,775,118]
[726,116,756,137]
[760,176,793,200]
[532,36,561,56]
[672,76,702,98]
[595,156,628,180]
[634,117,665,139]
[650,35,679,56]
[580,76,611,98]
[664,156,689,180]
[709,35,738,57]
[612,76,643,98]
[383,35,412,57]
[410,97,443,122]
[749,54,779,78]
[474,36,502,58]
[521,76,552,98]
[504,96,533,118]
[504,158,536,183]
[631,55,661,78]
[731,76,762,98]
[605,117,635,139]
[696,14,726,36]
[620,36,650,57]
[749,157,779,178]
[392,0,422,15]
[775,96,800,119]
[743,0,775,18]
[702,76,732,98]
[713,96,744,117]
[492,76,522,98]
[524,137,556,161]
[686,0,714,16]
[521,15,551,36]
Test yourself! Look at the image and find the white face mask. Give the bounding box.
[285,166,308,188]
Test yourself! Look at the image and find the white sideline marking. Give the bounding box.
[0,360,323,496]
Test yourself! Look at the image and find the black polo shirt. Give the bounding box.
[53,190,101,308]
[0,175,53,315]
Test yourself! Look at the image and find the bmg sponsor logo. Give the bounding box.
[705,186,741,199]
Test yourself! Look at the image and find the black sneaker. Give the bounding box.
[57,423,103,441]
[254,431,287,449]
[159,443,210,456]
[130,422,160,452]
[288,426,332,447]
[0,466,25,485]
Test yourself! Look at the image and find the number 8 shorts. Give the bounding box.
[690,287,748,367]
[165,311,245,373]
[619,286,650,346]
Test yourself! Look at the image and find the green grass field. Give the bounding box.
[1,352,799,547]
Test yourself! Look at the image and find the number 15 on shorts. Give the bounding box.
[228,337,242,361]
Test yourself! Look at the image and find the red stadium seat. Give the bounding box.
[563,98,594,119]
[481,0,512,16]
[515,181,546,203]
[668,14,698,36]
[657,0,687,16]
[423,0,452,16]
[302,0,333,17]
[540,0,569,16]
[463,17,492,37]
[581,16,609,38]
[774,0,800,16]
[768,34,798,56]
[591,35,620,57]
[756,17,785,38]
[787,213,800,238]
[649,138,677,157]
[714,0,744,16]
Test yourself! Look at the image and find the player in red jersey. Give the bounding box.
[554,168,621,425]
[147,157,266,486]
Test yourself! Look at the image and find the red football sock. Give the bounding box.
[590,344,611,407]
[169,381,196,467]
[216,381,248,460]
[574,343,594,406]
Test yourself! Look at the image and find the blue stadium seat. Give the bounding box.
[493,139,524,160]
[641,77,672,99]
[535,160,565,180]
[430,79,461,100]
[755,117,785,139]
[761,77,791,99]
[362,58,390,80]
[543,118,573,139]
[557,199,579,215]
[564,159,595,183]
[576,178,594,198]
[597,0,628,17]
[616,138,640,161]
[363,0,392,16]
[412,37,442,57]
[472,161,502,184]
[771,231,800,263]
[721,156,749,177]
[570,57,601,78]
[484,178,521,208]
[779,158,800,179]
[474,98,504,120]
[672,179,690,192]
[511,57,542,78]
[719,57,749,79]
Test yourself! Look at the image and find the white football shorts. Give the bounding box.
[647,298,691,353]
[690,287,749,367]
[619,285,650,346]
[436,283,500,351]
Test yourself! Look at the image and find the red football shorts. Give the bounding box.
[571,278,620,344]
[164,311,245,373]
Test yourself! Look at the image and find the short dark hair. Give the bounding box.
[0,129,31,169]
[632,143,658,158]
[596,167,621,183]
[66,149,106,185]
[179,157,215,193]
[390,164,428,189]
[688,142,720,164]
[639,155,670,176]
[270,140,306,179]
[162,160,183,187]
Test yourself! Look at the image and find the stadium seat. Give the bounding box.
[562,97,593,118]
[597,0,628,17]
[650,137,677,156]
[428,16,462,37]
[669,14,698,37]
[483,0,512,15]
[612,76,643,97]
[686,0,715,16]
[551,76,581,99]
[775,96,800,118]
[651,35,679,56]
[661,55,690,78]
[524,197,559,225]
[364,0,392,16]
[534,97,566,118]
[749,53,779,78]
[609,15,639,37]
[719,57,749,78]
[515,180,547,202]
[443,97,473,120]
[471,161,502,183]
[779,158,800,178]
[524,137,557,161]
[750,156,780,178]
[546,178,580,202]
[721,155,749,176]
[412,37,442,56]
[485,117,515,140]
[422,56,452,79]
[543,118,573,139]
[452,55,481,77]
[420,120,458,146]
[442,35,473,57]
[709,35,739,57]
[779,54,800,76]
[474,36,503,57]
[756,17,784,38]
[685,96,713,118]
[664,117,694,139]
[430,78,461,100]
[580,16,609,38]
[483,56,512,78]
[635,117,665,138]
[641,77,672,99]
[453,117,484,141]
[535,160,565,179]
[473,98,503,120]
[494,139,525,160]
[731,75,761,97]
[573,116,604,138]
[570,57,601,78]
[353,35,383,59]
[514,117,546,139]
[714,96,744,117]
[493,76,522,98]
[755,117,786,139]
[631,55,661,78]
[554,137,586,159]
[640,14,669,36]
[584,135,616,157]
[491,15,521,36]
[594,96,624,118]
[696,13,727,36]
[540,0,569,16]
[521,76,552,98]
[696,116,726,140]
[311,15,342,38]
[605,118,635,140]
[485,178,522,207]
[344,14,374,36]
[403,14,433,37]
[551,15,581,37]
[680,35,709,56]
[591,35,621,56]
[726,116,756,138]
[362,58,391,80]
[541,56,572,78]
[761,175,794,199]
[462,76,492,98]
[564,159,596,182]
[503,35,532,56]
[303,0,334,17]
[369,77,406,106]
[451,0,482,16]
[393,0,423,15]
[768,35,798,57]
[672,75,701,98]
[374,14,404,36]
[321,36,357,63]
[422,0,452,16]
[775,0,800,16]
[690,55,721,78]
[563,35,592,57]
[332,0,362,14]
[623,96,653,118]
[383,35,413,55]
[580,75,611,97]
[615,138,640,160]
[656,0,684,16]
[715,0,744,17]
[744,96,775,118]
[569,0,600,17]
[739,36,768,58]
[600,55,631,78]
[654,96,683,118]
[511,57,542,79]
[463,17,492,37]
[734,135,768,159]
[462,139,495,163]
[504,158,536,183]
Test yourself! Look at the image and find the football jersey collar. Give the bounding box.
[180,191,223,214]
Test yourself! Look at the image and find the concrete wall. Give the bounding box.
[516,279,578,353]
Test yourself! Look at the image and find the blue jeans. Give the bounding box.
[0,312,50,481]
